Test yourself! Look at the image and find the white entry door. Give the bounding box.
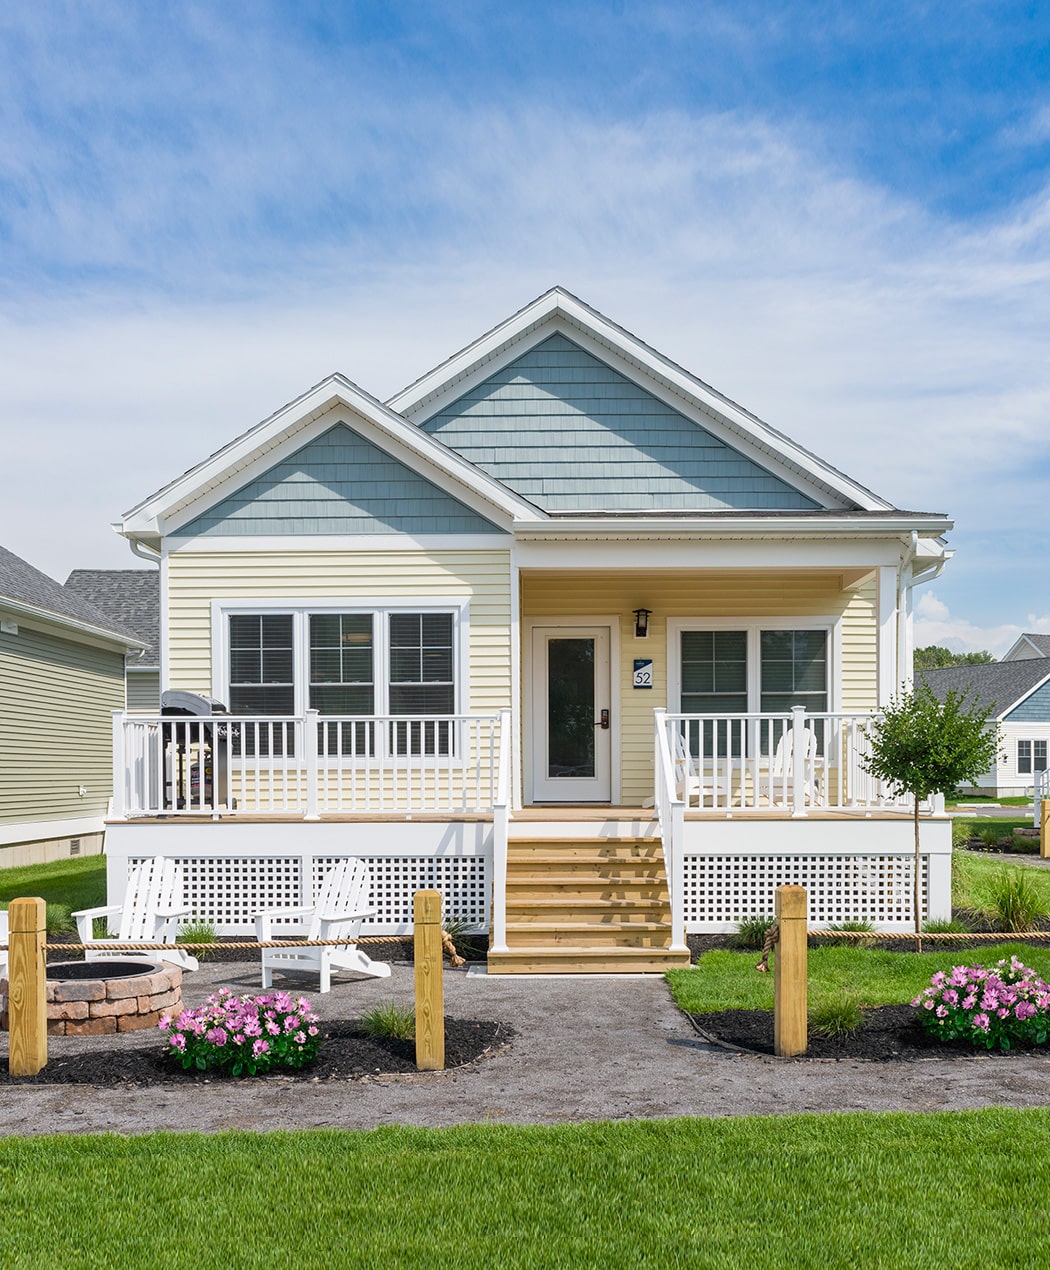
[530,626,612,802]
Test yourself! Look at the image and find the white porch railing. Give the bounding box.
[658,707,943,816]
[1035,768,1050,828]
[113,710,505,818]
[653,708,688,955]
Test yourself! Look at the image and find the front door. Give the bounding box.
[530,625,612,802]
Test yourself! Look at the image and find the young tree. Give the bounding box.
[862,685,1001,934]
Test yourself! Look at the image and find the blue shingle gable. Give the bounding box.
[420,333,821,512]
[175,424,506,537]
[1006,678,1050,723]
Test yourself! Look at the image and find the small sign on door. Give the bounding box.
[633,658,654,689]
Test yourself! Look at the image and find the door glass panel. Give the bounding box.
[547,638,595,778]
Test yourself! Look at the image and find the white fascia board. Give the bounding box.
[0,597,147,653]
[389,287,895,513]
[166,533,512,553]
[511,513,954,540]
[123,377,544,539]
[513,537,909,570]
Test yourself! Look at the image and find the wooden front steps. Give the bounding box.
[487,835,691,974]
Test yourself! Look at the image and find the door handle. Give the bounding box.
[596,709,610,730]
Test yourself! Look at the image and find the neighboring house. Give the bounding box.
[64,569,160,711]
[921,658,1050,797]
[0,546,144,866]
[105,287,954,966]
[1003,633,1050,662]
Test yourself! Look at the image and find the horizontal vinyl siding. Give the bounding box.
[126,669,161,713]
[166,549,513,714]
[0,625,124,827]
[523,572,877,804]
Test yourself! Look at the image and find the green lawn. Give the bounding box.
[0,853,106,911]
[953,849,1050,913]
[666,941,1050,1014]
[947,795,1032,808]
[951,815,1032,847]
[1,1114,1049,1267]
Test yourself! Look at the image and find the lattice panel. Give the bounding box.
[313,855,490,929]
[681,854,928,929]
[130,855,302,931]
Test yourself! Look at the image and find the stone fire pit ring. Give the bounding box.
[0,959,183,1037]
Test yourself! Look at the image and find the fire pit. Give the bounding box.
[0,960,183,1037]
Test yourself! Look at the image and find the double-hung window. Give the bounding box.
[1018,740,1048,775]
[676,623,830,756]
[224,606,459,757]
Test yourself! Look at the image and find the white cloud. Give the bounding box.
[915,593,1050,658]
[0,90,1049,642]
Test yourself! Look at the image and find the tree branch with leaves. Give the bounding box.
[861,685,1001,934]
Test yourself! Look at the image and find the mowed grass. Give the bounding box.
[952,815,1032,846]
[665,942,1050,1014]
[3,1114,1050,1267]
[0,853,105,912]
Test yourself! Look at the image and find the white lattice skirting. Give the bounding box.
[682,853,928,931]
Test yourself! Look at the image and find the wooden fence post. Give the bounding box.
[1041,801,1050,860]
[413,889,444,1071]
[8,897,47,1077]
[774,885,807,1058]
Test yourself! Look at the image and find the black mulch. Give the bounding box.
[690,1004,1050,1061]
[1,1019,510,1086]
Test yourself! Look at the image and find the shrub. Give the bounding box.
[810,993,863,1038]
[731,914,775,950]
[44,902,74,937]
[826,919,875,933]
[177,918,218,962]
[159,988,321,1076]
[987,868,1046,932]
[913,957,1050,1051]
[360,1001,415,1040]
[923,916,972,934]
[979,825,1007,849]
[442,913,486,960]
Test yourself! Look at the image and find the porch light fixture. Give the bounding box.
[633,608,652,639]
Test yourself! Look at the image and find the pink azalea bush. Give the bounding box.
[158,987,321,1076]
[912,956,1050,1051]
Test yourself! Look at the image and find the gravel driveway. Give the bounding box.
[2,958,1050,1137]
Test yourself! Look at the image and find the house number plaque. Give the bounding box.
[633,659,654,689]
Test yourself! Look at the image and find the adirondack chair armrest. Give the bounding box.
[317,908,376,925]
[72,904,123,942]
[154,905,192,920]
[255,906,316,941]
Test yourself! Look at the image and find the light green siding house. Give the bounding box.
[0,547,143,866]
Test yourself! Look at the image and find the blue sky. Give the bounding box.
[1,1,1049,654]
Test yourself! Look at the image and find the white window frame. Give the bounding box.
[1018,739,1048,776]
[211,598,470,718]
[665,616,841,714]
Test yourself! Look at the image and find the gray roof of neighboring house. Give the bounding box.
[920,659,1050,717]
[1016,634,1050,657]
[0,545,141,646]
[64,568,159,667]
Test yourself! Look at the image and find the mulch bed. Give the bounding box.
[0,1018,509,1085]
[690,1004,1050,1061]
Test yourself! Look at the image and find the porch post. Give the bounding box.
[490,707,512,955]
[304,709,320,820]
[111,710,125,819]
[790,705,807,818]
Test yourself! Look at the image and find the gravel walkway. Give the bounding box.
[3,957,1050,1137]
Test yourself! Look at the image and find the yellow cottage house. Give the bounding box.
[107,289,952,972]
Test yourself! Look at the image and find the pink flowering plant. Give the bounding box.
[158,987,322,1076]
[912,956,1050,1051]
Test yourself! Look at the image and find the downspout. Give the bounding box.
[129,539,161,565]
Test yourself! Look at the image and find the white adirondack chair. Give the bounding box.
[72,856,199,970]
[772,726,824,808]
[254,858,391,993]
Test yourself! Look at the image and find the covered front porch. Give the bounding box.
[107,705,951,969]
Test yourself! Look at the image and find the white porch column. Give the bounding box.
[877,565,899,706]
[110,710,125,819]
[897,562,915,692]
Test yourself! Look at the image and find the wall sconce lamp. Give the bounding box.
[633,608,652,639]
